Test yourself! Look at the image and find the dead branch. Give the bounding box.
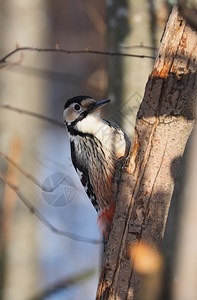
[96,6,196,299]
[0,46,155,65]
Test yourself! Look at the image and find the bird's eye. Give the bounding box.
[73,104,81,111]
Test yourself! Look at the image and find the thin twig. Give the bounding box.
[0,46,156,64]
[3,64,101,92]
[80,0,106,36]
[30,269,95,300]
[119,44,158,51]
[0,172,102,244]
[0,104,64,128]
[0,149,67,192]
[34,150,66,172]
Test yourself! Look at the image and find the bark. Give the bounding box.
[96,6,197,300]
[179,0,197,30]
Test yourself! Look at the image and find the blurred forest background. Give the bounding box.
[0,1,176,300]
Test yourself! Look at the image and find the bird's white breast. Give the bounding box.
[75,114,126,157]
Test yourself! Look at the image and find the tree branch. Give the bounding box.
[0,149,67,192]
[30,268,95,300]
[0,172,101,244]
[0,46,155,65]
[96,6,197,299]
[0,104,64,128]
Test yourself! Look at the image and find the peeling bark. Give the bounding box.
[96,6,197,300]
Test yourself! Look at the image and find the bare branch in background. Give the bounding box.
[3,64,103,93]
[30,269,95,300]
[118,43,158,51]
[0,104,64,128]
[0,172,102,244]
[0,46,156,66]
[0,149,67,192]
[80,0,106,36]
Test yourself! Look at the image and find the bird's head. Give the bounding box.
[63,96,110,127]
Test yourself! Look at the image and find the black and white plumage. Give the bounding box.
[63,96,131,236]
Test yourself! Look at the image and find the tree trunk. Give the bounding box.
[0,1,50,299]
[106,0,160,137]
[172,126,197,300]
[96,6,196,300]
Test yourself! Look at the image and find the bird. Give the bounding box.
[63,95,131,240]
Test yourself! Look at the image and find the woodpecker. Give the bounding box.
[63,96,131,239]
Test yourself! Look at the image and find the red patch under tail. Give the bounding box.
[97,203,115,241]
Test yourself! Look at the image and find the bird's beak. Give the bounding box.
[92,99,110,111]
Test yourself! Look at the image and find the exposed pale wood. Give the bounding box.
[96,6,197,299]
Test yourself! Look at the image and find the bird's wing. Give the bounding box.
[70,141,99,212]
[103,119,131,156]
